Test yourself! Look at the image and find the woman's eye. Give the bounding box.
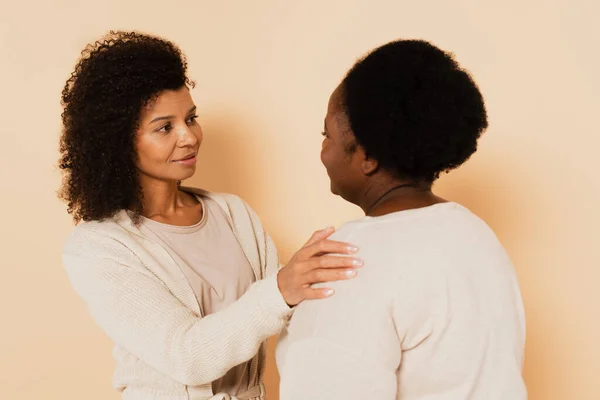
[158,123,172,133]
[187,115,199,124]
[321,131,329,138]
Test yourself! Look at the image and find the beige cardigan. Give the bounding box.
[63,188,292,400]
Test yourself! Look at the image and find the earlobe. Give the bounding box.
[362,156,378,176]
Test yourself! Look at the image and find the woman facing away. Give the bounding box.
[277,39,527,399]
[59,31,363,400]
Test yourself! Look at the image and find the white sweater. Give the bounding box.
[277,202,527,399]
[63,189,292,400]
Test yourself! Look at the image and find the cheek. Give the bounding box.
[321,142,346,178]
[320,141,333,169]
[135,135,170,170]
[135,138,149,168]
[321,145,346,194]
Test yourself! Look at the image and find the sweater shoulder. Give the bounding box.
[62,217,136,260]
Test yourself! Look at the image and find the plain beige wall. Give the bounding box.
[1,0,598,399]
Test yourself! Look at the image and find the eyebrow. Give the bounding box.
[149,106,197,124]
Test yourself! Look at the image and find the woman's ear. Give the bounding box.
[361,151,379,176]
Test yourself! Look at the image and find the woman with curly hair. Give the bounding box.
[277,40,527,399]
[59,31,362,400]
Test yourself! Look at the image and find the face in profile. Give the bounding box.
[320,85,366,202]
[135,86,202,184]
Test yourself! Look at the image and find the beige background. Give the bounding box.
[1,0,598,399]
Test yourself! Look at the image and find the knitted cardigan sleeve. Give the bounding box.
[63,216,291,387]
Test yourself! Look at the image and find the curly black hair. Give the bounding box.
[59,31,194,223]
[341,39,488,183]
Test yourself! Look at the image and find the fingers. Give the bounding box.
[302,287,335,300]
[297,268,358,303]
[299,239,359,259]
[305,255,363,270]
[303,267,359,285]
[282,228,362,306]
[303,227,335,247]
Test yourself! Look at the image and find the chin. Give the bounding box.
[329,182,355,205]
[329,182,339,196]
[174,170,196,182]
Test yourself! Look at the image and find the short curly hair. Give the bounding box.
[59,30,194,223]
[341,39,488,183]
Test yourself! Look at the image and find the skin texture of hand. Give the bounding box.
[277,227,362,306]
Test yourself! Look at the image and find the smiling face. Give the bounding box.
[135,86,202,184]
[320,84,368,203]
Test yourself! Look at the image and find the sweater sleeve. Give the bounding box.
[63,227,292,387]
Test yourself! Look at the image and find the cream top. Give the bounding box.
[277,202,526,400]
[140,196,257,395]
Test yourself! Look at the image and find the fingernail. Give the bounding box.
[345,270,357,277]
[352,259,364,267]
[347,246,359,253]
[324,288,335,296]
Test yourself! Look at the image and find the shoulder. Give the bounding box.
[62,214,137,261]
[65,219,117,248]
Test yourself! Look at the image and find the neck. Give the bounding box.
[139,176,188,218]
[358,178,444,217]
